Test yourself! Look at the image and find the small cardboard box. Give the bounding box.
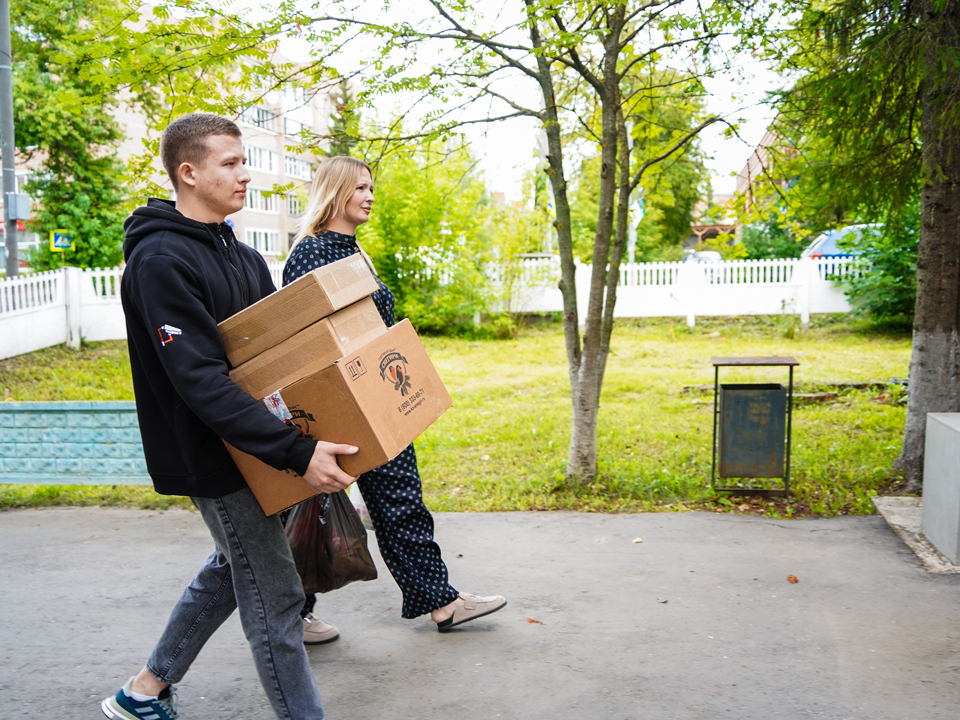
[219,254,380,367]
[229,297,387,401]
[225,320,452,515]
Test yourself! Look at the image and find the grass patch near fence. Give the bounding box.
[1,316,911,517]
[0,484,192,510]
[416,314,910,518]
[0,340,133,401]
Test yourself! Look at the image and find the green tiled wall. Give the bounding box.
[0,403,150,484]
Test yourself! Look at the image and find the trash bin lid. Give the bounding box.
[711,356,799,367]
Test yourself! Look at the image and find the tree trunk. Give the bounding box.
[897,0,960,493]
[565,9,626,483]
[524,2,587,480]
[598,108,632,388]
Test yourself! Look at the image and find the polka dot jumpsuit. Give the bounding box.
[284,231,460,619]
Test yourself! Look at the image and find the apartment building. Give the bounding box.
[4,83,335,267]
[231,86,334,260]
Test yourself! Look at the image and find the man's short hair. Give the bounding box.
[160,113,242,192]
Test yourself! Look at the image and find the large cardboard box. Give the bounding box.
[229,297,387,401]
[225,320,452,515]
[219,254,380,366]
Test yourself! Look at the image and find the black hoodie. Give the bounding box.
[121,198,316,498]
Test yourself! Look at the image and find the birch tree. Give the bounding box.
[311,0,764,482]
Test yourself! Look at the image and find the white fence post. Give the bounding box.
[675,262,706,329]
[63,266,82,349]
[796,256,813,327]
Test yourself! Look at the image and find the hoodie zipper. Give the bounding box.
[217,225,249,308]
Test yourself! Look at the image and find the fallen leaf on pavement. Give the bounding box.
[657,598,668,603]
[633,537,643,543]
[527,617,544,624]
[786,575,799,584]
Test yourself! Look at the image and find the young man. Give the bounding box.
[102,113,355,720]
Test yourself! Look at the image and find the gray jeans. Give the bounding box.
[145,487,324,719]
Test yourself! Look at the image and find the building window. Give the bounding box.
[244,145,278,172]
[244,187,278,213]
[245,229,281,255]
[285,155,313,180]
[286,193,306,217]
[284,118,309,137]
[241,106,277,133]
[283,86,310,108]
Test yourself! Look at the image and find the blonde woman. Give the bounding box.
[284,156,507,636]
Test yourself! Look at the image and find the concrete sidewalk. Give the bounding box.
[0,507,957,719]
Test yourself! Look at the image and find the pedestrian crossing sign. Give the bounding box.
[50,229,74,252]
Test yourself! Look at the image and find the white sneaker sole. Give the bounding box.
[101,696,136,720]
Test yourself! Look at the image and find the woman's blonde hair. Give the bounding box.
[293,156,373,246]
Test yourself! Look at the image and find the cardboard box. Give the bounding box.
[225,320,453,515]
[219,254,380,366]
[229,297,387,401]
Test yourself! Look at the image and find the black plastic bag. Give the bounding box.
[284,490,378,594]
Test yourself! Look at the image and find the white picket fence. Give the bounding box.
[497,255,854,325]
[0,256,855,361]
[1,267,125,360]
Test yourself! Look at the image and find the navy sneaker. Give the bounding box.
[101,677,179,719]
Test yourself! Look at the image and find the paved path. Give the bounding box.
[1,508,958,719]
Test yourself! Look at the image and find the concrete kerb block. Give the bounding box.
[921,413,960,564]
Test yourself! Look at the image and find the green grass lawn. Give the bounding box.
[0,315,911,517]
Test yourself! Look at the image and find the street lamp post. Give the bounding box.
[0,0,18,276]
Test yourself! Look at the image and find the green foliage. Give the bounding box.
[698,233,749,260]
[351,119,551,335]
[327,82,360,157]
[481,192,555,317]
[626,70,712,260]
[12,0,129,270]
[569,155,601,262]
[357,133,492,335]
[48,1,341,200]
[838,203,919,325]
[732,1,938,327]
[566,68,712,263]
[568,142,704,262]
[731,0,931,237]
[740,217,806,259]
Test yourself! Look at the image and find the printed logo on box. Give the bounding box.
[379,350,413,396]
[345,356,366,380]
[289,408,316,438]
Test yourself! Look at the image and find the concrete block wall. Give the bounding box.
[921,413,960,564]
[0,402,150,484]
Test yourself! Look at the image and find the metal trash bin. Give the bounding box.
[711,357,798,497]
[718,384,787,478]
